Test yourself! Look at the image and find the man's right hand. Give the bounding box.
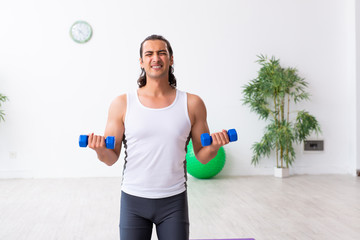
[88,133,107,151]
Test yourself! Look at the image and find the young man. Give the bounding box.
[87,35,230,240]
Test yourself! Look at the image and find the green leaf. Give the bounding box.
[0,93,8,122]
[242,55,321,167]
[294,111,321,142]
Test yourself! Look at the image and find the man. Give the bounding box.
[87,35,230,240]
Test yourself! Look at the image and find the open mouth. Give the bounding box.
[151,65,162,69]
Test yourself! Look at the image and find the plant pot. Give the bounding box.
[274,167,289,178]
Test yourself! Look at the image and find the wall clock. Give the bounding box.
[70,21,93,43]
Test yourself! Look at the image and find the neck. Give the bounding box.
[141,76,174,96]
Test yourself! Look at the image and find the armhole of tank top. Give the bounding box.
[184,92,192,127]
[124,92,130,127]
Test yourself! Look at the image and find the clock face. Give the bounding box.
[70,21,93,43]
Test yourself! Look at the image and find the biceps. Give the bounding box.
[191,118,209,155]
[105,120,124,139]
[104,117,124,157]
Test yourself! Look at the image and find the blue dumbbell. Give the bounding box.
[201,129,238,147]
[79,135,116,149]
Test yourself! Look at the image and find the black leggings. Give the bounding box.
[119,191,189,240]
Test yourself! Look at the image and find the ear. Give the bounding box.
[139,57,144,68]
[170,55,174,66]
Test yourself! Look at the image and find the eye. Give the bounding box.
[144,52,153,57]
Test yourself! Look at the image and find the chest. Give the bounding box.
[125,107,190,141]
[138,93,176,109]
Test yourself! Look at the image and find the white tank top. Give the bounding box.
[122,89,191,199]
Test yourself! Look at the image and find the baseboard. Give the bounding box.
[0,169,34,178]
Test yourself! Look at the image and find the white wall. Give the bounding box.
[0,0,357,178]
[356,0,360,175]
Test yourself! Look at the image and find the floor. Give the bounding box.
[0,175,359,240]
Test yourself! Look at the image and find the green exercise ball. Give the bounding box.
[186,140,226,179]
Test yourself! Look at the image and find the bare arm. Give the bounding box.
[88,94,126,166]
[187,93,229,164]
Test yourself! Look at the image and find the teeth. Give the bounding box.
[152,66,161,69]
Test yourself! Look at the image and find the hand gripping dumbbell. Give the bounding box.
[201,129,238,147]
[79,135,116,149]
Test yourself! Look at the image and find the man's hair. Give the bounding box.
[137,34,177,88]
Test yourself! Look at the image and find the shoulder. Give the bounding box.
[187,92,206,109]
[112,93,127,104]
[110,94,126,109]
[186,92,207,124]
[108,94,127,121]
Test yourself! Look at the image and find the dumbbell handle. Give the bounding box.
[79,135,116,149]
[201,129,238,147]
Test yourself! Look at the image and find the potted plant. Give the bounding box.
[242,55,321,177]
[0,93,8,122]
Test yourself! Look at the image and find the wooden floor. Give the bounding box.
[0,175,359,240]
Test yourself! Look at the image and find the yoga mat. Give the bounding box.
[191,239,255,240]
